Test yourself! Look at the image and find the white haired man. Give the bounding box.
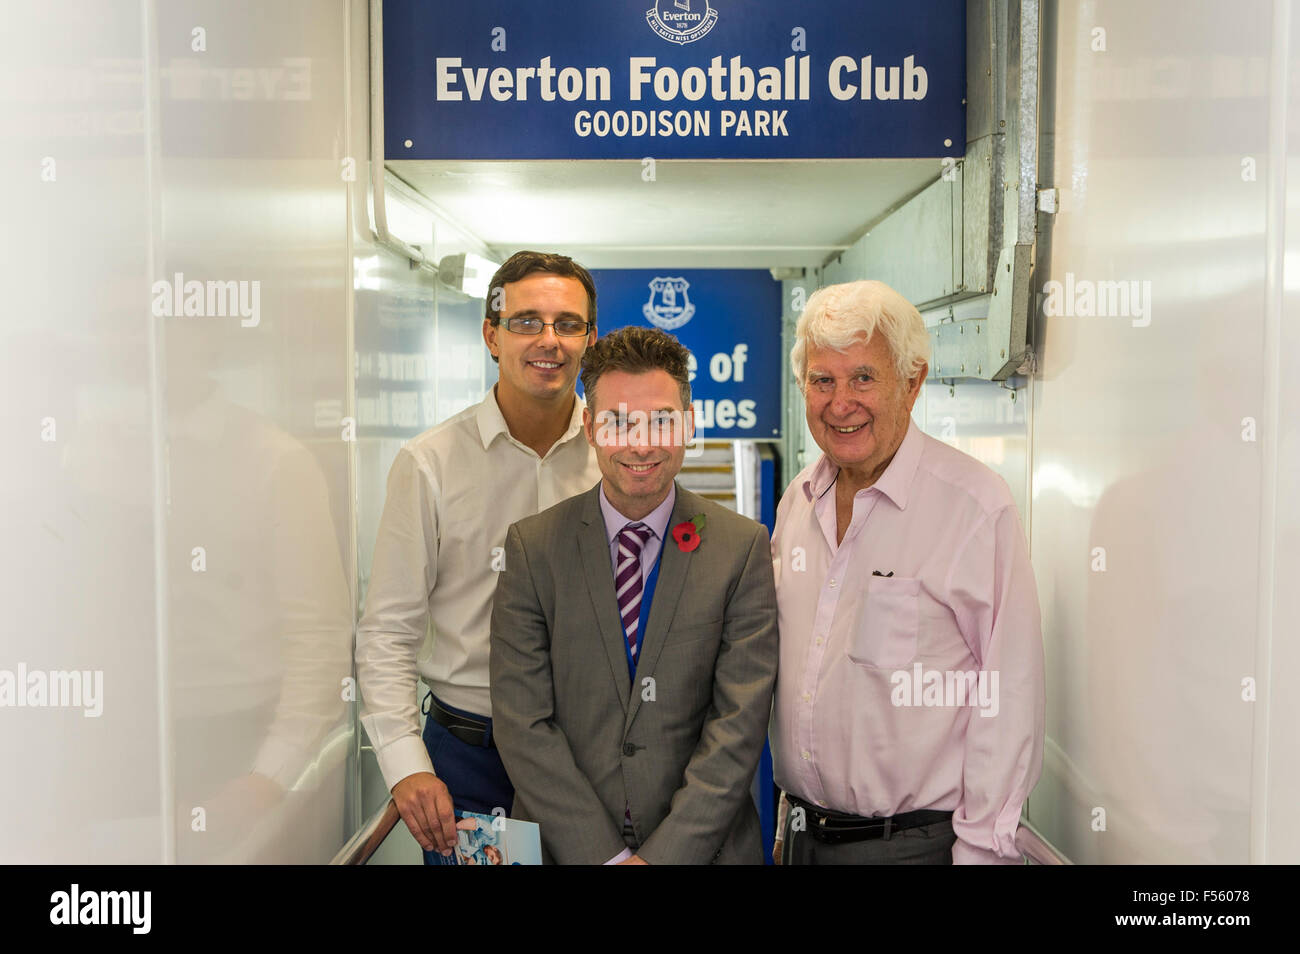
[771,279,1044,864]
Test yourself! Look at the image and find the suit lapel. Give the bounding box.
[577,485,632,713]
[624,483,694,733]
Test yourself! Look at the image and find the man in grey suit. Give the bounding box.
[490,326,778,864]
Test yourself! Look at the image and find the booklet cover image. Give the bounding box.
[453,809,542,865]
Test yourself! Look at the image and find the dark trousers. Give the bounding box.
[420,690,514,866]
[780,794,957,865]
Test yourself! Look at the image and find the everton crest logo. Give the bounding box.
[643,277,696,329]
[645,0,718,46]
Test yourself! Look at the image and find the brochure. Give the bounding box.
[452,809,542,865]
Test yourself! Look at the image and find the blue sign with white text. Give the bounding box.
[588,269,782,439]
[383,1,965,159]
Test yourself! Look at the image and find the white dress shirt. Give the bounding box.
[356,387,602,791]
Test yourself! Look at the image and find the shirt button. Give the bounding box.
[815,638,823,646]
[801,750,810,760]
[829,579,837,588]
[803,692,812,702]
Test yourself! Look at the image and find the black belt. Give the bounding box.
[786,793,953,845]
[424,692,495,749]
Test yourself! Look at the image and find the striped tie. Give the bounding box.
[615,522,655,661]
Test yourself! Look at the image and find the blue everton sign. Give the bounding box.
[588,269,782,439]
[383,1,964,160]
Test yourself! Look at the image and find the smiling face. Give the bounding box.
[483,272,595,407]
[803,332,926,486]
[583,368,693,521]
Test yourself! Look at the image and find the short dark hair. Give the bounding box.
[580,326,692,411]
[484,251,597,364]
[485,250,597,327]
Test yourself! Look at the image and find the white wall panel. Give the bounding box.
[1258,0,1300,864]
[1,0,357,863]
[1027,0,1273,863]
[1,0,165,864]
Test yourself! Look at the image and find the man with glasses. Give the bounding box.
[356,251,602,864]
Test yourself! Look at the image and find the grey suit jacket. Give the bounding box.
[489,481,778,865]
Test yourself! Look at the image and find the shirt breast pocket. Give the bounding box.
[848,577,920,669]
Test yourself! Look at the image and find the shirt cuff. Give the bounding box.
[374,734,436,793]
[952,838,1024,865]
[604,848,634,865]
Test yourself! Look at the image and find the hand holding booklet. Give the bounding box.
[452,810,542,865]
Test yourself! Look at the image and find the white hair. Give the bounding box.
[790,280,931,390]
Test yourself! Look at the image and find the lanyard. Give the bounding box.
[624,541,665,680]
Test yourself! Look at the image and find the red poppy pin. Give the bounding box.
[672,513,707,553]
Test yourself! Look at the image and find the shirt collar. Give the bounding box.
[801,417,924,510]
[803,454,838,502]
[871,418,923,508]
[475,384,586,452]
[599,481,677,546]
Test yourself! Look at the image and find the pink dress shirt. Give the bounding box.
[770,419,1044,864]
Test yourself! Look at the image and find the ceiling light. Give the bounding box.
[438,252,501,299]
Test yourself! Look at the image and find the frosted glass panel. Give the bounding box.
[0,0,355,863]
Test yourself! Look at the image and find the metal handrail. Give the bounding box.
[331,798,402,865]
[1016,820,1071,865]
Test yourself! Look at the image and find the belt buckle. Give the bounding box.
[812,808,891,845]
[814,812,831,842]
[814,809,859,845]
[814,813,844,845]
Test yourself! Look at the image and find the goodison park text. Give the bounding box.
[573,109,788,138]
[434,54,930,103]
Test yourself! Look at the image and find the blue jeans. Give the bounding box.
[419,691,514,866]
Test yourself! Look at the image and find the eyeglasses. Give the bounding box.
[502,317,591,336]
